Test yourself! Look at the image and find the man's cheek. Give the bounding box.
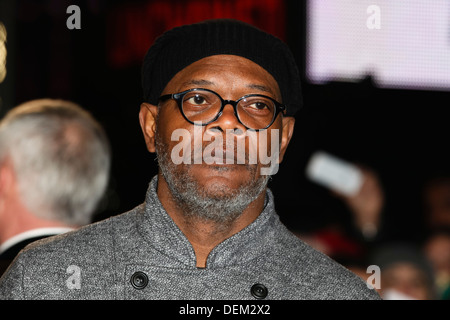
[247,130,280,175]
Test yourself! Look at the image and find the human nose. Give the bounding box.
[205,103,247,135]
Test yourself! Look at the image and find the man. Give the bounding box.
[0,99,111,275]
[0,19,380,299]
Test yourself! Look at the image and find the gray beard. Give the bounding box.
[155,135,269,225]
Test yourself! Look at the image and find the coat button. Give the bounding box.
[130,271,148,290]
[251,283,268,299]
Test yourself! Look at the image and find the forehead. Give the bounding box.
[161,55,281,99]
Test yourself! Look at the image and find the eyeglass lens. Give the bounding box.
[181,89,276,130]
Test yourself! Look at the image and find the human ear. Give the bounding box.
[278,116,295,163]
[139,103,159,153]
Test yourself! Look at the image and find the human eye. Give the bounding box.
[240,97,274,115]
[184,93,209,106]
[247,101,269,110]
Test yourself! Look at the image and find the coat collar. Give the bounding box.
[137,175,279,269]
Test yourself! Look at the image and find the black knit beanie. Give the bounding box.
[141,19,302,116]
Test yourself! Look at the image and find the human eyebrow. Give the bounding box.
[180,80,276,97]
[245,84,275,95]
[181,79,215,88]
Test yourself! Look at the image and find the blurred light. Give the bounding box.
[307,0,450,91]
[0,22,6,83]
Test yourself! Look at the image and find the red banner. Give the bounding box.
[106,0,286,68]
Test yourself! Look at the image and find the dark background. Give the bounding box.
[0,0,449,245]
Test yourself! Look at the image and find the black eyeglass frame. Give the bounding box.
[158,88,286,131]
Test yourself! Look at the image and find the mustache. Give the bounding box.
[191,141,249,164]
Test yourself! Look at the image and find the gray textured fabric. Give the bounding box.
[0,176,380,300]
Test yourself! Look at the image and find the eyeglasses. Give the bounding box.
[158,88,286,131]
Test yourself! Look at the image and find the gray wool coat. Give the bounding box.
[0,176,381,300]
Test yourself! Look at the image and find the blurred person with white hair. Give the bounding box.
[0,99,111,275]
